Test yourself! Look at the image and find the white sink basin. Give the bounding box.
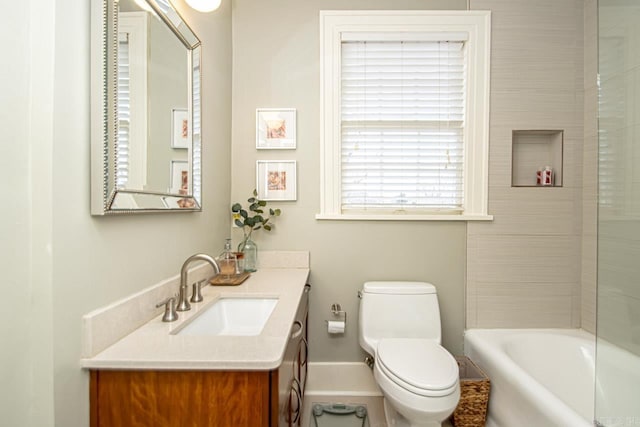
[175,297,278,336]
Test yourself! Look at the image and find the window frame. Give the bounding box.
[318,10,492,221]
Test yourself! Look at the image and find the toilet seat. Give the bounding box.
[376,338,459,397]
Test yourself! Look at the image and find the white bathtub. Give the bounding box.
[464,329,595,427]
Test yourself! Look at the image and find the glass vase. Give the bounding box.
[238,236,258,272]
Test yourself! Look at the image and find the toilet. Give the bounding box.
[358,281,460,427]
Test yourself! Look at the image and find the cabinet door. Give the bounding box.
[297,331,308,397]
[91,370,271,427]
[278,321,302,426]
[287,285,309,426]
[287,377,303,427]
[278,286,309,426]
[297,285,310,397]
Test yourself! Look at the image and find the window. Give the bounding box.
[118,12,148,190]
[117,31,131,189]
[318,11,492,221]
[192,47,202,203]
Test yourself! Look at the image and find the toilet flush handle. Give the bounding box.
[364,355,374,369]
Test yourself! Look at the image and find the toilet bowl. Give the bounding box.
[374,338,460,426]
[358,281,460,427]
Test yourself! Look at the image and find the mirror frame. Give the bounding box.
[90,0,202,215]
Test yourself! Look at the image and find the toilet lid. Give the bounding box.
[376,339,459,396]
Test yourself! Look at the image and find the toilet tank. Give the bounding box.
[358,281,442,355]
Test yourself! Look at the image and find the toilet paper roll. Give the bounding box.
[327,320,345,334]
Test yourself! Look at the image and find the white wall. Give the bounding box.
[231,0,469,361]
[1,0,55,425]
[1,0,232,425]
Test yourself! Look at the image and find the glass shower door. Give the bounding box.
[597,1,640,426]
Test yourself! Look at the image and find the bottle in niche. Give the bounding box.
[542,166,553,186]
[536,166,554,186]
[217,238,237,278]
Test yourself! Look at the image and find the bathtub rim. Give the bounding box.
[463,328,595,427]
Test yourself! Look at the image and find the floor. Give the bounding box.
[306,401,381,427]
[301,362,455,427]
[304,406,454,427]
[301,362,386,427]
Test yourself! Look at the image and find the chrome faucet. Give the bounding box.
[176,253,220,312]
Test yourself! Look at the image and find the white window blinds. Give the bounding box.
[192,47,202,201]
[117,33,131,189]
[340,40,466,212]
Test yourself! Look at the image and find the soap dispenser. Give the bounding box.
[217,239,237,279]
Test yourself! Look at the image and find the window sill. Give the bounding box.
[315,213,494,221]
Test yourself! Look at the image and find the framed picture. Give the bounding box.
[256,108,296,149]
[171,108,190,149]
[256,160,297,201]
[170,160,189,194]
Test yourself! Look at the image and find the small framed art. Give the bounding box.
[256,160,297,201]
[256,108,296,149]
[171,108,190,149]
[170,160,189,194]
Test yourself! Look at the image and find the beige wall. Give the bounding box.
[231,0,469,360]
[2,1,603,424]
[0,0,232,426]
[467,0,585,328]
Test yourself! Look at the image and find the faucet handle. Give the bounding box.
[190,279,208,303]
[156,295,179,322]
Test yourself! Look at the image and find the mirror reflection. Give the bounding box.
[91,0,202,214]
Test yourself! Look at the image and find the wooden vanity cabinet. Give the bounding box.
[89,285,310,427]
[90,369,273,426]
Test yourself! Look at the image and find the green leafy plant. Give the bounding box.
[231,190,282,242]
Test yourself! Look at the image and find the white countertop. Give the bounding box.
[80,268,309,371]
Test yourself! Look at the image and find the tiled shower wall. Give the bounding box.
[467,0,586,328]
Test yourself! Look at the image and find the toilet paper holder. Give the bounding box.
[326,303,347,325]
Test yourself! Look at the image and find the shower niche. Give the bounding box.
[511,130,564,187]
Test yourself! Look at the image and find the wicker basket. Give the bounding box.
[452,356,490,427]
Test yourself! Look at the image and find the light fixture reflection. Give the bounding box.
[134,0,154,12]
[185,0,221,12]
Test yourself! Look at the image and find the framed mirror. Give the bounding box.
[91,0,202,214]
